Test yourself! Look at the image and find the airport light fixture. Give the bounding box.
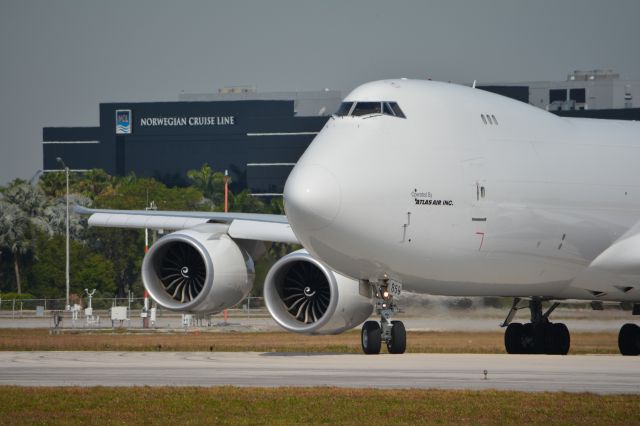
[56,157,70,311]
[28,169,42,185]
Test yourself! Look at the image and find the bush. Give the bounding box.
[0,292,35,300]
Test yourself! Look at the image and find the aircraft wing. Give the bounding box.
[569,220,640,296]
[74,206,299,244]
[588,219,640,275]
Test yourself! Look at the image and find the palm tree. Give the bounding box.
[44,194,91,239]
[72,169,109,198]
[0,201,30,294]
[0,181,67,294]
[2,180,51,235]
[38,172,66,198]
[270,197,285,215]
[187,163,226,206]
[230,189,265,213]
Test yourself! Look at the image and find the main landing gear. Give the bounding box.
[502,298,570,355]
[618,323,640,356]
[618,303,640,356]
[361,280,406,355]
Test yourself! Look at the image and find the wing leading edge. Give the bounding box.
[74,206,298,244]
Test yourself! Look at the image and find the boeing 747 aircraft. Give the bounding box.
[78,79,640,356]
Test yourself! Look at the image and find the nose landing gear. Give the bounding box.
[361,279,406,354]
[361,320,382,354]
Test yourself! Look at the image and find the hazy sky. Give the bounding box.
[1,0,639,185]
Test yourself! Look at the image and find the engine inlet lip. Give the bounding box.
[142,233,214,311]
[264,250,339,334]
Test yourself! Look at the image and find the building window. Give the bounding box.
[569,88,586,103]
[549,89,567,103]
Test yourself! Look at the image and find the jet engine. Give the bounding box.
[142,226,254,313]
[264,250,374,334]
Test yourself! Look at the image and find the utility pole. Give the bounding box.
[224,169,229,213]
[144,200,157,253]
[56,157,70,311]
[223,170,229,323]
[142,200,156,329]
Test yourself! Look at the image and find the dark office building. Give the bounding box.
[43,91,340,194]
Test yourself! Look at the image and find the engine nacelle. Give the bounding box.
[264,250,374,334]
[142,225,254,313]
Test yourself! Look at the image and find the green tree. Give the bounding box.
[43,194,91,240]
[96,176,206,211]
[27,233,64,298]
[73,252,117,296]
[1,179,93,297]
[29,234,116,298]
[38,171,80,198]
[2,180,51,234]
[86,228,142,298]
[0,201,31,294]
[269,197,285,215]
[187,163,226,207]
[0,181,52,295]
[73,169,114,199]
[230,189,266,213]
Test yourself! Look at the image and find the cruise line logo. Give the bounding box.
[115,109,132,134]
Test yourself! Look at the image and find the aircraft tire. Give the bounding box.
[618,323,640,356]
[361,321,382,355]
[550,323,570,355]
[504,322,524,354]
[521,323,535,354]
[387,321,406,354]
[533,322,554,354]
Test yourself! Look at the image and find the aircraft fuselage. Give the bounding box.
[284,79,640,302]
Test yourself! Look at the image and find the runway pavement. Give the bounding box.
[1,351,638,394]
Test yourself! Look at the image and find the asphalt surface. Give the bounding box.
[1,351,638,394]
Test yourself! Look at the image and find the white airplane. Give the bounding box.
[77,79,640,356]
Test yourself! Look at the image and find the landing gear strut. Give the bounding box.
[361,280,406,354]
[502,298,570,355]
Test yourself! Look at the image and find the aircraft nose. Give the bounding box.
[284,164,341,232]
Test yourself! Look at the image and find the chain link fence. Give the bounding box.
[0,295,268,327]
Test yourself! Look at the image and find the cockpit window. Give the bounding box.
[337,101,406,118]
[351,102,382,116]
[388,102,406,118]
[335,102,354,116]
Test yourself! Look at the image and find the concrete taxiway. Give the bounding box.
[1,351,638,394]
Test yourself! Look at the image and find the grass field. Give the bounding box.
[0,328,621,354]
[1,386,638,425]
